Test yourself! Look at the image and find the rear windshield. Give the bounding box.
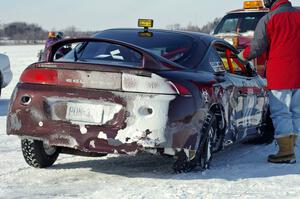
[58,30,207,69]
[94,30,206,68]
[61,42,143,68]
[214,12,266,34]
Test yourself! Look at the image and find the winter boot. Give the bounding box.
[268,135,296,164]
[293,134,298,146]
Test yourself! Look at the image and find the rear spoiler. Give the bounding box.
[45,37,185,71]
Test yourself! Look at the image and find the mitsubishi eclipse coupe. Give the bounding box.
[7,21,274,172]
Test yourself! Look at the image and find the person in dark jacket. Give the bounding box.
[45,31,59,49]
[238,0,300,164]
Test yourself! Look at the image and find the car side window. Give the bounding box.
[213,43,249,77]
[207,48,226,73]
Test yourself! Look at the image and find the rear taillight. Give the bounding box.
[20,68,58,85]
[169,82,191,96]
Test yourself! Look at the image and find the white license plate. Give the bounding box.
[66,102,104,124]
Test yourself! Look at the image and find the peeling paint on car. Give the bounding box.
[79,124,88,134]
[107,138,123,147]
[8,111,22,131]
[122,73,176,94]
[98,131,108,140]
[115,94,175,147]
[90,140,96,148]
[49,134,79,148]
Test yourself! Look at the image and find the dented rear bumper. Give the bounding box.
[8,83,197,155]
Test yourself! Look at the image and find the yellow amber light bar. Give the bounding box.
[244,1,264,9]
[138,19,154,28]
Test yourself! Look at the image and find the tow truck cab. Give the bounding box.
[213,0,268,76]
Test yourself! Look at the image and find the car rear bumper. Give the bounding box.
[7,83,179,155]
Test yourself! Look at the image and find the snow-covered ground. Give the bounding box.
[0,45,299,199]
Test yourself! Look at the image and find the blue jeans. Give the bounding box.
[268,89,300,137]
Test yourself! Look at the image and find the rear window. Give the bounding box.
[94,30,206,68]
[214,12,266,34]
[61,42,143,68]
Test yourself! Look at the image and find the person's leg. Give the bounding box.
[291,89,300,135]
[268,90,295,163]
[268,90,293,137]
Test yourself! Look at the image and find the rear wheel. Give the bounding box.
[198,112,218,170]
[172,112,220,173]
[21,139,60,168]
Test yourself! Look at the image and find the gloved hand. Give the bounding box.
[238,50,256,77]
[237,50,248,65]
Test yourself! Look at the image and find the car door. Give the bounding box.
[222,47,265,140]
[212,41,266,142]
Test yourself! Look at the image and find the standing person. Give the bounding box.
[45,31,58,49]
[56,32,64,40]
[238,0,300,164]
[42,31,65,60]
[38,31,58,61]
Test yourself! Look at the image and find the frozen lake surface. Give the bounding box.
[0,45,299,199]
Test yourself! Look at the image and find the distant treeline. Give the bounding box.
[0,18,221,45]
[0,22,94,45]
[166,18,221,33]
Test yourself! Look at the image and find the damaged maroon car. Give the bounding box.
[7,27,274,172]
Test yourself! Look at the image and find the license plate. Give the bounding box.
[66,102,104,124]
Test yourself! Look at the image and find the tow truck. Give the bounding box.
[212,0,268,76]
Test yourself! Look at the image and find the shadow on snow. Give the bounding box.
[50,142,300,181]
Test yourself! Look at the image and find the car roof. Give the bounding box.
[228,6,300,14]
[228,8,269,14]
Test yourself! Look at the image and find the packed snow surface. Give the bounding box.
[0,45,300,199]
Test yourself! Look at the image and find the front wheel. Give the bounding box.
[260,108,275,143]
[21,139,60,168]
[246,108,274,144]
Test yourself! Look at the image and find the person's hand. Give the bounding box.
[238,50,256,77]
[237,50,248,65]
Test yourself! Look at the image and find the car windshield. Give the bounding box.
[214,12,266,34]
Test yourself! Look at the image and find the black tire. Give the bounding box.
[198,112,218,170]
[259,109,275,144]
[21,139,60,168]
[247,108,275,144]
[172,112,220,173]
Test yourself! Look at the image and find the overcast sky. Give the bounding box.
[0,0,299,31]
